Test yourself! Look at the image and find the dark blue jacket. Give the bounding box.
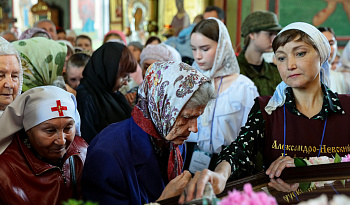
[82,117,185,204]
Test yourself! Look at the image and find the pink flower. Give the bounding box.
[308,156,334,165]
[341,154,350,162]
[219,183,277,205]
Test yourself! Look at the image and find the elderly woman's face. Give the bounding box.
[275,37,321,89]
[0,55,21,111]
[26,117,75,163]
[142,59,158,77]
[166,105,206,145]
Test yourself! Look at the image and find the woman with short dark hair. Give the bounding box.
[180,22,350,203]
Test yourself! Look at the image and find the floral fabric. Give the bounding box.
[12,37,67,91]
[134,61,210,180]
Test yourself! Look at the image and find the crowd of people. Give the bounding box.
[1,5,350,205]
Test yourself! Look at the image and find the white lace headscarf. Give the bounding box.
[192,17,239,79]
[191,17,240,126]
[0,86,81,154]
[265,22,331,114]
[0,37,23,115]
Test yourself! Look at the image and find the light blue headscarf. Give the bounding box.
[265,22,331,114]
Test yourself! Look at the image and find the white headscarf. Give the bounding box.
[0,37,23,115]
[265,22,331,114]
[0,86,81,154]
[192,17,240,126]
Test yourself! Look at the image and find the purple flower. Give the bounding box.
[341,154,350,162]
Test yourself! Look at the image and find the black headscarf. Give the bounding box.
[80,42,131,131]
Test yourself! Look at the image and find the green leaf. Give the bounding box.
[299,182,311,192]
[334,153,342,163]
[341,179,346,187]
[294,157,307,167]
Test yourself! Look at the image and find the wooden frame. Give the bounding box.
[110,0,123,24]
[158,162,350,204]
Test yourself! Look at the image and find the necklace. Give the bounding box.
[209,77,223,152]
[283,104,327,157]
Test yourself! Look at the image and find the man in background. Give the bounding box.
[203,6,225,22]
[34,19,58,40]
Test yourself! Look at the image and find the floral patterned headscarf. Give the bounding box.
[133,61,210,180]
[12,37,67,92]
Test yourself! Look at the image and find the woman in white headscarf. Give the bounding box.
[179,22,350,203]
[187,17,259,170]
[0,36,23,115]
[0,86,88,204]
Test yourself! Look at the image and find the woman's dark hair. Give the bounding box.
[56,27,66,35]
[118,46,137,77]
[272,29,319,55]
[145,36,161,47]
[191,19,219,42]
[318,27,336,38]
[76,34,92,45]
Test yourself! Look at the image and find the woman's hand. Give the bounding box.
[157,170,192,201]
[266,156,295,179]
[268,178,299,192]
[178,161,231,204]
[124,92,137,107]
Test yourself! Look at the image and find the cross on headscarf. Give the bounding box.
[51,100,67,116]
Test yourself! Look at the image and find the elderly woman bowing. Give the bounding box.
[0,36,22,115]
[82,61,215,204]
[0,86,88,204]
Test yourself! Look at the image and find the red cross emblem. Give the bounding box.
[51,100,67,116]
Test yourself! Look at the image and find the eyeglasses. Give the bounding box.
[122,74,130,83]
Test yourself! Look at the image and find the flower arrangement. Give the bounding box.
[219,183,277,205]
[295,153,350,167]
[298,194,350,205]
